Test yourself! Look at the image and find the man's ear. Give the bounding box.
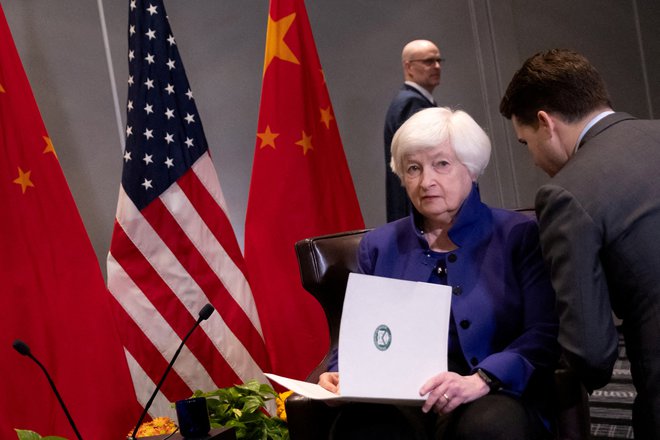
[536,110,561,142]
[402,61,412,79]
[537,110,554,132]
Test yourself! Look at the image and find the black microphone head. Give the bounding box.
[199,303,214,321]
[12,339,31,356]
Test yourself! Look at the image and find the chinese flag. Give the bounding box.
[0,5,139,439]
[245,0,365,379]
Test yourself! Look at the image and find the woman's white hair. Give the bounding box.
[390,107,491,180]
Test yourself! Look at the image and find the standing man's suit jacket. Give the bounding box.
[535,112,660,437]
[383,84,436,222]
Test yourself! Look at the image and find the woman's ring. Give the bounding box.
[443,393,450,401]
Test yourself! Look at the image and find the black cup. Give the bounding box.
[175,397,210,438]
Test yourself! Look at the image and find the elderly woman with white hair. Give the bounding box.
[320,107,559,439]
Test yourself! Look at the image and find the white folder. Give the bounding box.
[267,273,452,405]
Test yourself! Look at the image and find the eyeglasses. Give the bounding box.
[408,57,445,67]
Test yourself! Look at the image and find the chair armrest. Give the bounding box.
[285,393,340,439]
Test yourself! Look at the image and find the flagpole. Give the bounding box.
[96,0,126,152]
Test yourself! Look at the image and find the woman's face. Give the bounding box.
[402,143,474,227]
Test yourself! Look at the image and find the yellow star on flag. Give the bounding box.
[295,130,313,155]
[0,82,5,93]
[263,12,300,76]
[13,167,35,193]
[320,106,334,129]
[257,125,279,149]
[43,136,57,157]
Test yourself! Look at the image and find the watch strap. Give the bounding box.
[476,368,502,392]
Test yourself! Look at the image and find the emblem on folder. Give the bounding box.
[373,324,392,351]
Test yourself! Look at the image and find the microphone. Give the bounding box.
[12,339,84,440]
[129,303,215,440]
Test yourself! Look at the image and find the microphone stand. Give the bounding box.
[12,340,83,440]
[128,304,214,440]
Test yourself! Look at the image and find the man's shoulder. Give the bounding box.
[583,112,660,145]
[389,84,429,105]
[385,85,434,123]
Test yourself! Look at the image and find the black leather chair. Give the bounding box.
[285,228,591,440]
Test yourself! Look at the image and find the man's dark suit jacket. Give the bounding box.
[383,84,436,222]
[535,112,660,438]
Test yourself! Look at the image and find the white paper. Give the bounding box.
[267,273,452,405]
[339,273,451,401]
[265,373,342,400]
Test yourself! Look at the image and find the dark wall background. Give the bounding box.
[3,0,658,275]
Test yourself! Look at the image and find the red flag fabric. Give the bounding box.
[0,5,140,439]
[245,0,365,379]
[107,0,271,420]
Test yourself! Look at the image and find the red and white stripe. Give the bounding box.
[108,152,270,417]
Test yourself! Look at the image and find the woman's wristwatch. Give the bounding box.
[476,368,502,392]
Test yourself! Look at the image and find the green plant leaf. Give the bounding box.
[190,381,288,439]
[15,430,42,440]
[14,430,68,440]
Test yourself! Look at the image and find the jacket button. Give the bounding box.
[452,286,463,295]
[448,253,457,263]
[460,319,470,329]
[470,357,478,366]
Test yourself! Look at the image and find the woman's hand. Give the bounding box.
[318,372,340,394]
[419,371,490,414]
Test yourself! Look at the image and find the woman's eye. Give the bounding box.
[405,164,421,176]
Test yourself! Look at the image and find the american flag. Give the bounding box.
[107,0,270,418]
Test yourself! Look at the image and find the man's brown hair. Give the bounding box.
[499,49,612,126]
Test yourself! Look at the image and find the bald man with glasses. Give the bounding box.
[384,39,444,222]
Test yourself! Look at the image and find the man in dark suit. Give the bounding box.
[500,48,660,439]
[384,39,442,222]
